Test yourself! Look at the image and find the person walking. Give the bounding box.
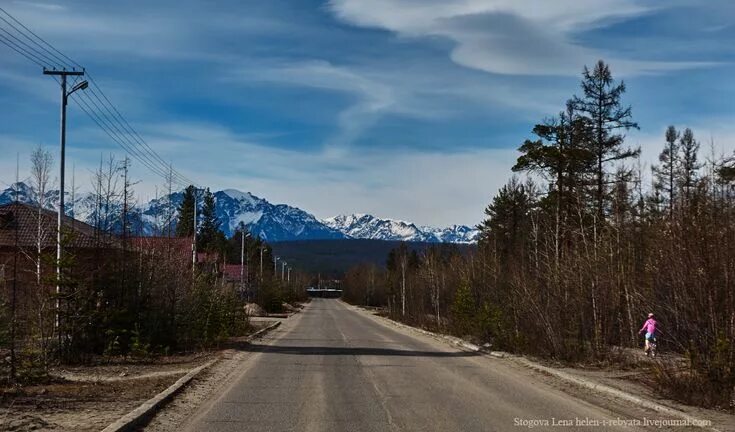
[638,313,657,356]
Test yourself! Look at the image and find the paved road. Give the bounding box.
[181,299,658,431]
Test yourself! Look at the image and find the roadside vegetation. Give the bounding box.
[0,153,305,386]
[342,60,735,411]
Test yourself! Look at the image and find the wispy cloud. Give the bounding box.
[327,0,712,76]
[225,58,572,151]
[229,60,398,152]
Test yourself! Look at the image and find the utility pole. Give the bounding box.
[287,267,291,283]
[121,156,129,294]
[240,229,245,295]
[246,247,250,301]
[166,165,173,239]
[10,155,19,381]
[43,68,86,336]
[121,156,129,241]
[281,261,286,281]
[192,188,197,273]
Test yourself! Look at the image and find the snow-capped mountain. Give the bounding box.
[421,225,480,244]
[137,188,346,241]
[0,182,138,233]
[0,183,478,243]
[323,214,479,244]
[323,214,430,242]
[0,182,34,204]
[212,189,345,241]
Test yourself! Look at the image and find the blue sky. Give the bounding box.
[0,0,734,226]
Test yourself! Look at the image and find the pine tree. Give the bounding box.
[652,126,680,218]
[198,188,222,252]
[572,60,639,221]
[176,185,196,237]
[513,102,593,191]
[513,103,593,260]
[678,128,701,202]
[477,178,535,261]
[451,280,476,337]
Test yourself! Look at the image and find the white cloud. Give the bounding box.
[226,58,572,153]
[11,1,66,12]
[229,60,399,152]
[327,0,710,76]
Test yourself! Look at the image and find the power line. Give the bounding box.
[0,6,197,186]
[84,75,198,187]
[64,72,195,187]
[0,33,46,68]
[0,6,200,189]
[72,92,185,184]
[79,85,177,180]
[0,6,79,69]
[71,94,186,185]
[0,24,62,68]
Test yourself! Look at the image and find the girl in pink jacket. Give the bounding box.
[638,313,657,355]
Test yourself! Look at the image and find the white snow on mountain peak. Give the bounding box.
[323,213,479,243]
[222,189,258,204]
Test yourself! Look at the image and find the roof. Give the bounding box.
[197,252,218,263]
[130,236,192,261]
[223,263,247,281]
[130,236,193,250]
[0,202,117,249]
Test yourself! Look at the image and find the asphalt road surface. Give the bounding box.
[180,299,678,432]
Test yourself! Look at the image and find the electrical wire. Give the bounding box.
[0,6,81,68]
[0,6,200,189]
[71,94,182,183]
[79,85,173,178]
[0,33,46,68]
[85,76,198,187]
[0,24,61,68]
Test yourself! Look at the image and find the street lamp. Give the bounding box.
[259,244,265,282]
[70,80,88,94]
[240,229,250,295]
[192,188,198,274]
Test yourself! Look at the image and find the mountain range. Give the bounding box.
[0,183,479,244]
[323,214,478,243]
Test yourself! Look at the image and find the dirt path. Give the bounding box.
[0,327,272,431]
[0,374,181,431]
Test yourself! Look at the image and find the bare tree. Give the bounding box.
[28,146,54,370]
[90,154,122,234]
[29,145,54,284]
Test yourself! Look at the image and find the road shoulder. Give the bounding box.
[341,301,735,432]
[143,309,306,432]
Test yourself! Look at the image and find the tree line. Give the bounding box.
[342,60,735,409]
